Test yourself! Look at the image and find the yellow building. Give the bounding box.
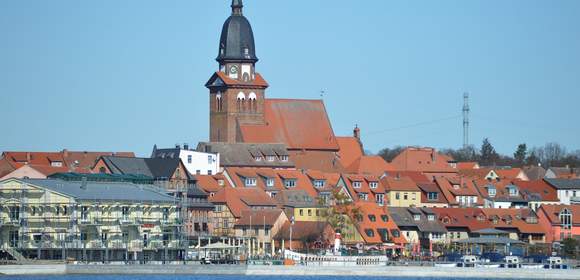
[0,178,181,262]
[382,176,422,207]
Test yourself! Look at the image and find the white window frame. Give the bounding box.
[353,181,362,188]
[284,179,296,188]
[245,177,257,187]
[369,182,378,189]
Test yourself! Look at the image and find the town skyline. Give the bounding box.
[1,1,579,156]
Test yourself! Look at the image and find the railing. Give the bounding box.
[88,240,103,249]
[128,240,144,252]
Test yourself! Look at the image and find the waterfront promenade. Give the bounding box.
[0,264,579,279]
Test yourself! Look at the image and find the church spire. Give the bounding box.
[232,0,243,15]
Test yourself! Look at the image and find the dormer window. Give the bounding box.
[427,192,438,201]
[428,214,435,221]
[358,193,368,201]
[255,156,263,162]
[369,182,378,189]
[280,155,289,162]
[266,155,276,162]
[353,181,362,188]
[284,179,296,188]
[51,161,63,167]
[368,215,376,222]
[266,178,275,188]
[314,180,325,188]
[217,179,225,186]
[245,177,257,187]
[508,186,518,196]
[381,215,389,222]
[453,184,460,190]
[488,186,496,197]
[365,229,375,237]
[413,214,421,221]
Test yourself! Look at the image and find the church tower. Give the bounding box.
[205,0,268,143]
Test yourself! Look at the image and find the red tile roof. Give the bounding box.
[239,99,339,150]
[431,208,489,232]
[288,150,344,173]
[481,208,546,234]
[235,209,286,226]
[390,147,456,173]
[345,156,395,176]
[209,186,250,218]
[514,180,558,202]
[354,202,407,244]
[381,176,420,192]
[336,137,363,168]
[538,204,580,225]
[212,71,269,88]
[194,174,229,193]
[457,162,480,170]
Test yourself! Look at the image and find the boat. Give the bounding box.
[456,255,478,268]
[283,250,388,266]
[499,256,522,268]
[543,256,570,269]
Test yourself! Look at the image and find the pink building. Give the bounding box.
[537,204,580,243]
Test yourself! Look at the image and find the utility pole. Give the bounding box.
[463,92,470,149]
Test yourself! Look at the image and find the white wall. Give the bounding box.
[180,150,220,176]
[558,189,580,205]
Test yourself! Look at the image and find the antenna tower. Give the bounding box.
[463,92,470,149]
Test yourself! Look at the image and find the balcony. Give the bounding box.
[119,217,140,226]
[161,218,183,227]
[88,240,104,249]
[128,240,144,252]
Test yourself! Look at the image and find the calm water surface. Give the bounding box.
[1,276,535,280]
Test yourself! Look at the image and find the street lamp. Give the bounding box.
[289,216,295,251]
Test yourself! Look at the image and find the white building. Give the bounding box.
[151,144,220,176]
[545,178,580,205]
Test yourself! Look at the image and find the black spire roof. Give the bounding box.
[217,0,258,63]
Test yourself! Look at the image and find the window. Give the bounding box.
[412,193,417,200]
[403,193,408,200]
[369,182,378,189]
[508,186,518,196]
[266,178,275,187]
[428,192,438,201]
[9,206,19,222]
[63,206,68,215]
[284,179,296,188]
[488,187,496,197]
[413,214,421,221]
[216,94,223,112]
[560,208,572,230]
[223,220,229,228]
[51,161,63,167]
[255,156,263,162]
[353,181,362,188]
[391,229,400,238]
[280,155,289,162]
[264,228,270,236]
[187,155,192,164]
[428,214,435,221]
[196,170,201,175]
[395,193,400,200]
[299,209,304,216]
[81,206,89,221]
[376,194,384,205]
[245,177,257,187]
[381,215,389,222]
[368,215,376,222]
[314,180,325,188]
[208,155,213,164]
[208,170,212,175]
[122,207,129,220]
[358,193,368,201]
[365,229,375,237]
[99,167,107,173]
[266,156,276,162]
[308,209,312,216]
[162,208,169,222]
[432,233,444,239]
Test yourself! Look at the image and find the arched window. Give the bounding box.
[248,92,257,112]
[560,208,572,230]
[237,92,246,112]
[216,93,223,112]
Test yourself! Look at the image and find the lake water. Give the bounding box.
[1,275,535,280]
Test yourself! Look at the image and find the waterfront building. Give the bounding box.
[536,204,580,243]
[151,144,220,176]
[381,176,422,207]
[0,178,181,262]
[388,207,447,256]
[233,209,287,256]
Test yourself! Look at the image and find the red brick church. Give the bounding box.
[205,1,393,174]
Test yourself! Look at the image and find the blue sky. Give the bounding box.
[1,0,579,157]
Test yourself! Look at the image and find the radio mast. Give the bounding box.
[463,92,470,149]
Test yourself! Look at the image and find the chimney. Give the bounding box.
[353,125,361,141]
[175,143,181,149]
[183,143,189,150]
[63,149,69,158]
[80,177,88,190]
[26,152,31,162]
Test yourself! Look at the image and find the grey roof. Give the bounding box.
[275,189,317,208]
[523,166,546,181]
[388,207,447,233]
[456,237,525,245]
[19,178,175,203]
[473,228,509,235]
[196,142,294,168]
[101,156,188,180]
[544,178,580,190]
[217,0,258,63]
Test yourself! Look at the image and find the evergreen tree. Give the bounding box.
[514,143,527,167]
[480,138,499,166]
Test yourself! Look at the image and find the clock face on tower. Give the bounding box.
[230,66,238,74]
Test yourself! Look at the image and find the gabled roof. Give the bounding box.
[234,209,286,227]
[355,202,407,244]
[274,189,318,208]
[1,150,135,175]
[431,208,488,232]
[538,204,580,225]
[481,208,545,234]
[196,142,293,168]
[345,156,395,176]
[288,150,344,173]
[514,179,559,202]
[457,162,480,170]
[10,178,174,203]
[99,156,189,179]
[209,187,249,218]
[205,71,269,88]
[224,167,319,197]
[523,166,547,181]
[544,178,580,190]
[547,167,580,179]
[390,147,456,173]
[275,221,334,240]
[239,99,339,151]
[194,174,229,193]
[336,137,363,168]
[381,176,420,192]
[388,207,447,233]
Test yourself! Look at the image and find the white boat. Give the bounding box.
[283,250,388,266]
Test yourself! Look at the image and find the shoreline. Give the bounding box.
[0,264,579,279]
